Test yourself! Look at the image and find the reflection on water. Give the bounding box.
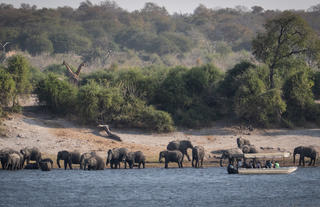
[0,167,319,207]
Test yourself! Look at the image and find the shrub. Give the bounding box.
[233,69,286,126]
[36,73,77,114]
[0,68,16,107]
[5,55,31,106]
[283,71,316,123]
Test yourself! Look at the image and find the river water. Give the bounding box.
[0,167,319,207]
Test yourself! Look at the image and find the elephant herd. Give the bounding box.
[220,137,318,167]
[0,147,52,171]
[0,138,317,171]
[159,140,205,168]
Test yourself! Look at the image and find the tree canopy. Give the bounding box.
[252,11,320,88]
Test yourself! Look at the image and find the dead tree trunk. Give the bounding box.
[62,61,86,85]
[97,124,122,142]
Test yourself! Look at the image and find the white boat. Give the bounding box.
[244,152,291,159]
[238,167,298,175]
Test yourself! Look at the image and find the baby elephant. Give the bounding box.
[39,158,53,171]
[159,150,183,168]
[86,155,105,170]
[192,146,205,168]
[125,151,146,169]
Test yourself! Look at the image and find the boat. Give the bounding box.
[237,167,298,175]
[228,152,298,174]
[243,152,291,159]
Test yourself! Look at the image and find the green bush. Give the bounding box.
[112,97,174,132]
[283,71,316,123]
[5,55,31,106]
[36,73,77,114]
[43,64,74,77]
[0,68,16,107]
[233,69,286,126]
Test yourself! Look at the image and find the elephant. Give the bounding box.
[39,160,53,171]
[0,148,20,169]
[85,155,105,170]
[20,147,41,167]
[80,152,96,170]
[57,150,81,170]
[192,146,205,168]
[219,148,243,167]
[167,140,193,161]
[125,151,146,169]
[241,145,258,153]
[106,148,128,169]
[39,158,53,170]
[24,163,39,169]
[6,153,21,170]
[293,146,317,166]
[159,150,183,168]
[236,137,251,148]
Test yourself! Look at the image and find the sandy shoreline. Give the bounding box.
[1,101,320,168]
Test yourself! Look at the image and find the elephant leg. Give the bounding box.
[143,162,145,168]
[302,156,305,166]
[64,160,68,170]
[298,156,302,166]
[181,161,183,168]
[165,161,168,168]
[309,158,312,166]
[69,162,73,170]
[192,158,194,167]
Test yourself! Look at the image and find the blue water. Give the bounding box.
[0,167,319,207]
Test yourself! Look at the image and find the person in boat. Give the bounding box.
[256,161,261,168]
[265,160,272,168]
[236,159,242,168]
[227,163,238,174]
[274,161,280,168]
[248,160,254,168]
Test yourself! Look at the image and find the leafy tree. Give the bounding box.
[24,34,53,55]
[234,69,286,126]
[5,55,31,106]
[77,80,100,122]
[252,11,320,89]
[36,73,77,113]
[0,68,15,107]
[283,71,316,123]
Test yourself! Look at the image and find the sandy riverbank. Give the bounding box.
[0,97,320,167]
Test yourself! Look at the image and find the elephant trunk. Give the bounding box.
[106,154,111,166]
[220,157,223,167]
[159,153,163,163]
[57,156,61,168]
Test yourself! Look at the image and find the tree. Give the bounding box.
[283,71,315,123]
[251,6,264,14]
[252,11,320,89]
[0,68,15,108]
[5,55,31,106]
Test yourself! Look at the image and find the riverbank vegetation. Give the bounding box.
[1,3,320,132]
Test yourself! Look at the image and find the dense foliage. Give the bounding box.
[1,2,320,67]
[0,55,31,114]
[1,5,320,131]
